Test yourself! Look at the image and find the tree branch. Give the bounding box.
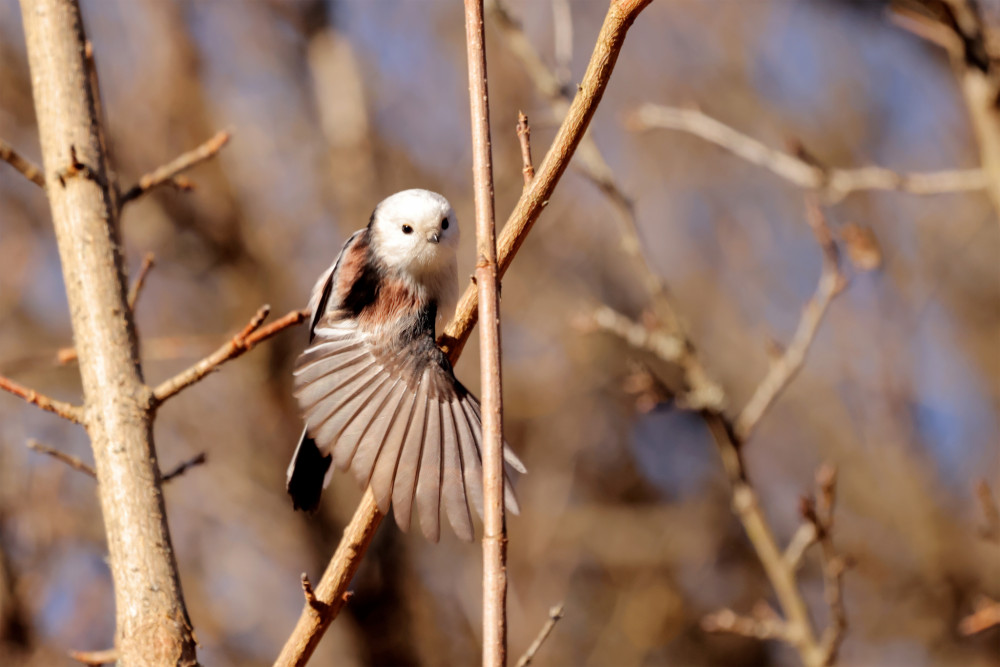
[26,439,95,477]
[516,111,535,188]
[19,0,197,660]
[734,198,846,442]
[629,104,989,200]
[127,251,156,312]
[273,2,654,665]
[464,1,507,664]
[515,602,564,667]
[0,374,83,423]
[119,130,230,205]
[0,138,45,187]
[161,452,207,482]
[152,306,307,405]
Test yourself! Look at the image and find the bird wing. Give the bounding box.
[293,320,525,542]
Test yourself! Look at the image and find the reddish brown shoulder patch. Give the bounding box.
[333,233,370,303]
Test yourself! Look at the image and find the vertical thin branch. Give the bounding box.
[464,1,506,665]
[18,0,196,662]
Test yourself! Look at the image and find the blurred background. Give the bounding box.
[1,0,998,665]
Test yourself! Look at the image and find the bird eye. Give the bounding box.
[441,218,449,230]
[402,224,413,234]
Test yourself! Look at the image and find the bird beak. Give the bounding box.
[427,232,441,244]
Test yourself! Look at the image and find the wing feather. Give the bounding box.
[459,398,521,516]
[392,373,430,532]
[465,396,527,474]
[349,379,406,492]
[415,397,443,542]
[331,375,400,470]
[451,397,485,520]
[440,400,474,541]
[368,384,419,514]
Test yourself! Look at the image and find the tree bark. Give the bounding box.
[19,0,197,663]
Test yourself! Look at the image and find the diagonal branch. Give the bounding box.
[119,130,231,205]
[516,602,565,667]
[127,252,156,312]
[0,138,45,187]
[734,198,846,442]
[27,439,95,477]
[0,375,84,423]
[273,2,653,665]
[629,104,989,200]
[152,306,307,405]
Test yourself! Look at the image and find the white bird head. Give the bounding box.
[369,189,459,281]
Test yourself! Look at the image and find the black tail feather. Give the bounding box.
[287,433,333,512]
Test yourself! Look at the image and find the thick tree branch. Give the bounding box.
[0,375,83,423]
[273,2,653,665]
[0,138,45,187]
[119,130,230,205]
[629,104,989,200]
[152,306,307,405]
[19,0,197,660]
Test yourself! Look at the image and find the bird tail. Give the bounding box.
[286,429,333,512]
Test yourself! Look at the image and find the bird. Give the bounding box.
[286,189,525,542]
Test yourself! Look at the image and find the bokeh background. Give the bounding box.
[1,0,998,665]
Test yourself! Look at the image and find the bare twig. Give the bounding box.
[959,595,1000,635]
[975,479,1000,541]
[464,1,507,664]
[0,138,45,187]
[273,3,653,666]
[0,375,83,423]
[488,0,719,411]
[127,252,156,312]
[517,111,535,188]
[585,305,684,362]
[161,452,207,482]
[516,602,565,667]
[68,647,118,666]
[734,199,845,442]
[119,130,230,205]
[702,602,791,642]
[629,104,989,200]
[26,439,96,477]
[152,306,307,404]
[300,574,328,613]
[439,0,654,364]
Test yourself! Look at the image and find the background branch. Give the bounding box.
[0,374,83,423]
[515,602,564,667]
[119,129,230,205]
[629,104,989,200]
[0,138,45,187]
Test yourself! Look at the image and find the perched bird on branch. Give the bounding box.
[287,189,524,542]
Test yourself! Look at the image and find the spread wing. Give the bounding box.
[293,320,526,542]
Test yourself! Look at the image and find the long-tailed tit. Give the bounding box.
[286,189,524,542]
